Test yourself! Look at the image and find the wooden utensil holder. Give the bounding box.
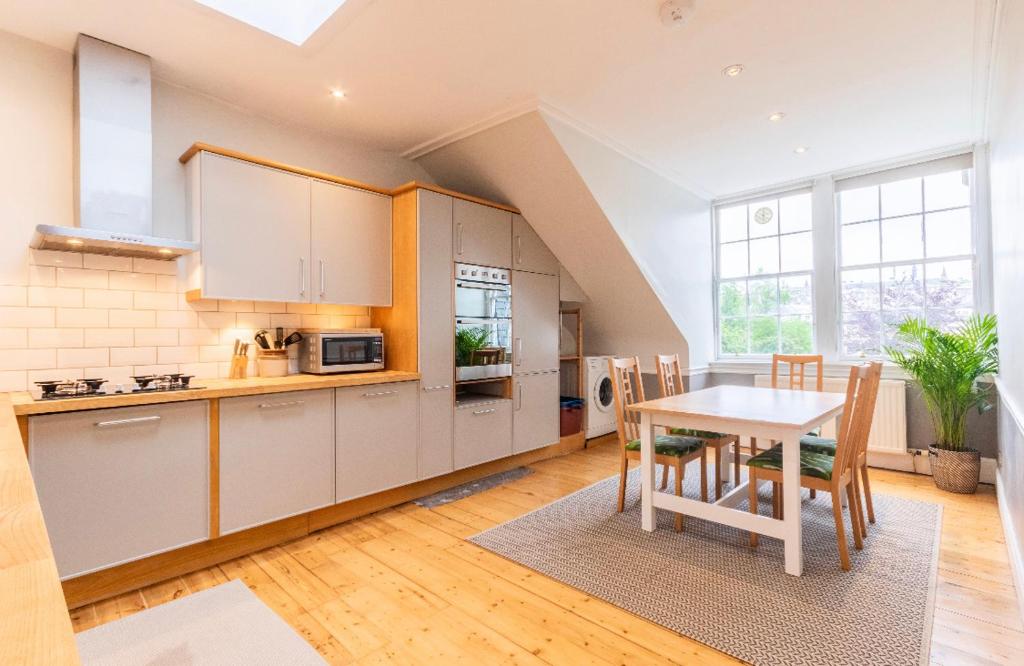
[256,349,289,378]
[229,354,249,379]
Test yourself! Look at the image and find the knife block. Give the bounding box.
[228,353,248,379]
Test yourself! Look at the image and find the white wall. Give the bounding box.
[986,0,1024,616]
[0,29,429,390]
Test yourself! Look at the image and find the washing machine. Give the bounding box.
[584,356,617,438]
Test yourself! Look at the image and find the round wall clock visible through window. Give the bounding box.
[753,206,774,225]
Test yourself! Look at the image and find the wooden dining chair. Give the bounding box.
[608,356,707,532]
[655,353,740,501]
[745,362,881,570]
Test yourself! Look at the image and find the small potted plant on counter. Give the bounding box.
[885,314,999,494]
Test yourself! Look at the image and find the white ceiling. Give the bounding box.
[0,0,992,197]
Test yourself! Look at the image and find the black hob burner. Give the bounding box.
[34,374,202,400]
[131,374,196,392]
[34,378,110,400]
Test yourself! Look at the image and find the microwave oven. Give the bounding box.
[298,329,384,374]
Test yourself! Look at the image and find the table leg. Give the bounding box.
[781,433,803,575]
[718,444,730,486]
[640,412,656,532]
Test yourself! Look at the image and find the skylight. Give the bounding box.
[195,0,348,46]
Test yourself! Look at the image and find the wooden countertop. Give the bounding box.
[0,395,79,663]
[9,371,420,416]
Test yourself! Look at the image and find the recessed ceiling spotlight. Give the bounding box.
[659,0,697,28]
[768,112,786,122]
[794,146,809,154]
[329,89,345,99]
[722,64,744,77]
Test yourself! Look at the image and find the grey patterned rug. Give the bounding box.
[469,464,941,666]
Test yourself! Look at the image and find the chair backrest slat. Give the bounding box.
[608,356,645,446]
[655,353,685,398]
[771,353,824,392]
[832,362,883,481]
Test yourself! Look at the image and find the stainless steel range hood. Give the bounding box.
[31,35,197,260]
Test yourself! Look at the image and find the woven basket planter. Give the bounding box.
[928,446,981,494]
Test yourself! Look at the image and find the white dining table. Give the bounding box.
[628,385,846,576]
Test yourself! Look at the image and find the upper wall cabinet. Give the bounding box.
[512,214,559,276]
[311,179,392,306]
[453,199,512,268]
[184,150,392,306]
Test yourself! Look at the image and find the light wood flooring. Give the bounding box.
[70,435,1023,665]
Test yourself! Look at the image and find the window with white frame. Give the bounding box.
[836,154,975,357]
[715,191,814,356]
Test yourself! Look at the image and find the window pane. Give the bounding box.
[842,268,880,312]
[779,275,813,314]
[720,241,748,278]
[748,199,779,238]
[718,281,747,318]
[779,192,812,233]
[841,221,880,266]
[926,308,973,332]
[839,186,878,224]
[882,310,924,349]
[880,177,922,218]
[750,317,778,354]
[881,215,923,263]
[718,205,747,243]
[882,264,924,309]
[925,260,973,309]
[925,208,972,258]
[780,316,813,353]
[720,318,748,355]
[842,312,881,357]
[748,277,778,315]
[749,236,779,275]
[780,231,813,273]
[925,170,970,211]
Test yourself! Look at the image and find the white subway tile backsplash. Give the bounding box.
[219,300,254,313]
[30,249,82,268]
[196,311,236,329]
[199,345,232,363]
[132,258,178,276]
[84,289,133,309]
[135,328,178,346]
[182,295,218,312]
[58,348,108,369]
[29,328,84,349]
[28,286,83,308]
[0,348,56,371]
[56,308,108,328]
[253,301,282,313]
[270,313,302,329]
[0,329,28,349]
[110,347,156,366]
[316,304,370,316]
[179,328,219,346]
[84,255,132,272]
[301,314,331,328]
[28,266,56,287]
[109,309,156,328]
[155,275,179,293]
[109,272,157,291]
[179,362,219,379]
[286,302,317,315]
[134,364,180,376]
[156,310,197,329]
[328,315,360,329]
[0,306,55,328]
[0,286,27,306]
[220,328,255,345]
[157,346,198,364]
[56,267,108,289]
[236,312,270,329]
[89,366,133,384]
[0,370,28,392]
[84,328,134,348]
[28,368,82,384]
[134,291,178,311]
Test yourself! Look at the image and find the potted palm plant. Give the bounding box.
[885,314,999,493]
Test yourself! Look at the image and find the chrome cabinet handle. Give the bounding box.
[472,408,496,416]
[299,257,306,297]
[319,259,326,298]
[259,400,304,409]
[422,384,451,392]
[515,338,523,366]
[516,235,523,264]
[363,390,399,398]
[95,415,161,428]
[457,223,464,255]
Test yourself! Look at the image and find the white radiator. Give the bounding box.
[752,375,907,454]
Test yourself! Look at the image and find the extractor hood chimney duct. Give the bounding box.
[31,35,197,259]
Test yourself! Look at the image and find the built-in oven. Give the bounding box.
[454,263,512,381]
[298,329,384,374]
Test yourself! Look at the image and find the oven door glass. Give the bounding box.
[455,318,512,381]
[455,281,511,319]
[322,337,375,366]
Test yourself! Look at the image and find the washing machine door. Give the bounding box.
[591,371,615,415]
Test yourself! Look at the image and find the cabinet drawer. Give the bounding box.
[29,401,209,579]
[455,399,513,470]
[219,389,335,535]
[336,381,419,502]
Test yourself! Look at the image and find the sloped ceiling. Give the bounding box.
[417,111,713,371]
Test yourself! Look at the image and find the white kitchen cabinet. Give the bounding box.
[513,214,559,276]
[336,381,419,501]
[453,198,512,268]
[311,179,392,306]
[219,389,335,534]
[454,397,513,469]
[29,401,209,579]
[189,152,311,302]
[513,371,560,454]
[417,189,455,479]
[512,270,560,374]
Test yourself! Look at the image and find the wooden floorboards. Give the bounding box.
[70,435,1023,665]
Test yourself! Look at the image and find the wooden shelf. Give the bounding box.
[560,355,581,362]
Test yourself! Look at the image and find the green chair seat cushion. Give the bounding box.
[800,434,837,456]
[625,434,704,457]
[669,427,732,440]
[746,445,835,480]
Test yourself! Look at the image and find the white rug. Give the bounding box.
[76,579,325,665]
